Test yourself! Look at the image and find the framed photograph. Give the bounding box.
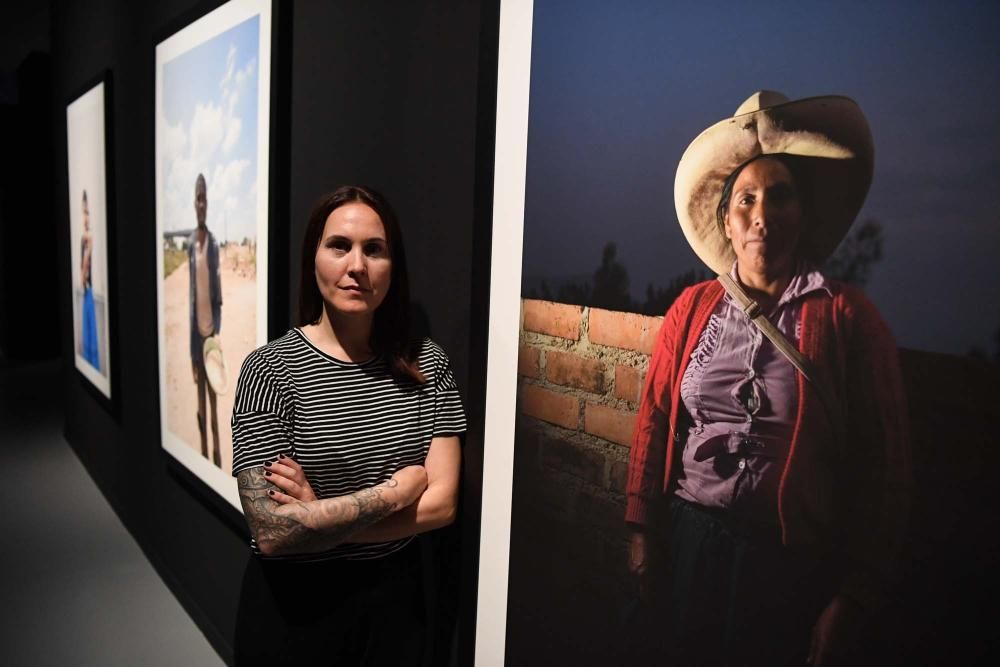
[477,1,999,665]
[155,0,272,510]
[67,74,115,404]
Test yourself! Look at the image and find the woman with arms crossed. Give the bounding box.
[626,92,910,666]
[232,185,465,665]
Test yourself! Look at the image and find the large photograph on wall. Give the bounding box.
[67,78,113,400]
[155,0,272,509]
[477,0,999,665]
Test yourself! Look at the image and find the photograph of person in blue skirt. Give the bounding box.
[79,189,100,371]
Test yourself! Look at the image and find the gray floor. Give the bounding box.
[0,360,223,667]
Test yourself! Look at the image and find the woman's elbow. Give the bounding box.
[429,495,458,529]
[255,532,291,557]
[436,503,457,528]
[252,522,311,557]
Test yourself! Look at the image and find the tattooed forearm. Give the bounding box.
[351,480,399,524]
[236,467,314,554]
[236,468,406,556]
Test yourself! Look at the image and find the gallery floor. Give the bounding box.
[0,360,223,667]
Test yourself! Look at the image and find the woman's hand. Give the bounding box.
[807,596,860,666]
[628,530,653,600]
[264,454,317,504]
[265,457,426,510]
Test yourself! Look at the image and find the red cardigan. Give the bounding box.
[625,279,911,608]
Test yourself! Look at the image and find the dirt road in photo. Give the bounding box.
[163,244,258,474]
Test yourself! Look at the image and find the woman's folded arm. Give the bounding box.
[236,464,427,556]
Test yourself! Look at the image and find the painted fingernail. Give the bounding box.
[268,490,274,496]
[264,462,271,468]
[278,453,285,460]
[264,470,272,476]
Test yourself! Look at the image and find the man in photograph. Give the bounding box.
[188,173,222,467]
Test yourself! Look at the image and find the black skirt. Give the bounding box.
[234,543,425,666]
[627,496,840,667]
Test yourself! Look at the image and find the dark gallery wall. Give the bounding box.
[0,2,55,362]
[51,0,498,663]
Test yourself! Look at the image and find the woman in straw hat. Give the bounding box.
[625,92,910,666]
[229,185,466,665]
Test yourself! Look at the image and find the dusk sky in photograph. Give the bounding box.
[520,0,999,356]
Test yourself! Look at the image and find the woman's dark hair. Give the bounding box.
[298,185,425,383]
[715,153,809,239]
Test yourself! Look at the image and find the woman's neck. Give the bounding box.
[736,262,795,313]
[306,307,375,361]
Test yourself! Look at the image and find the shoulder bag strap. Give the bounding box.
[717,274,840,425]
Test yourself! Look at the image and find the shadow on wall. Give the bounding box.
[505,298,1000,666]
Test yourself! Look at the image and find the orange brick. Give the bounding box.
[584,403,637,447]
[588,308,662,354]
[546,350,605,394]
[520,384,579,430]
[614,365,644,403]
[518,345,540,379]
[523,299,583,340]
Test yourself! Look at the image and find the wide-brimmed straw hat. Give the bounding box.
[674,91,874,275]
[203,335,228,395]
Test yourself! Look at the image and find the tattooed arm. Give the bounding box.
[349,435,461,542]
[264,436,461,543]
[236,464,427,556]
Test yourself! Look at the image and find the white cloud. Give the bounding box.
[211,158,250,198]
[189,102,225,164]
[163,154,199,232]
[221,55,256,155]
[160,43,259,240]
[222,117,242,153]
[208,159,256,241]
[235,57,256,87]
[221,44,236,88]
[164,121,187,158]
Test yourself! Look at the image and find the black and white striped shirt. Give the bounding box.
[231,329,466,561]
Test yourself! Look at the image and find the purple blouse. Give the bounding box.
[675,263,830,524]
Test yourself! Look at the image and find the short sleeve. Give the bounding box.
[429,344,467,438]
[231,348,293,476]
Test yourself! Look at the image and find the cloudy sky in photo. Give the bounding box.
[160,15,259,244]
[521,0,999,356]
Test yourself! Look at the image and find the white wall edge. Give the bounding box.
[474,0,533,664]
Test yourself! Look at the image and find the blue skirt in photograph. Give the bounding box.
[82,287,100,370]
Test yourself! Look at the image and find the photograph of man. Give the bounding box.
[189,173,222,467]
[79,189,100,370]
[155,2,267,505]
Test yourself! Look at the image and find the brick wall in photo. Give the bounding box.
[512,299,662,590]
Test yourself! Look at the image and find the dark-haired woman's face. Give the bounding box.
[724,158,802,277]
[314,203,392,317]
